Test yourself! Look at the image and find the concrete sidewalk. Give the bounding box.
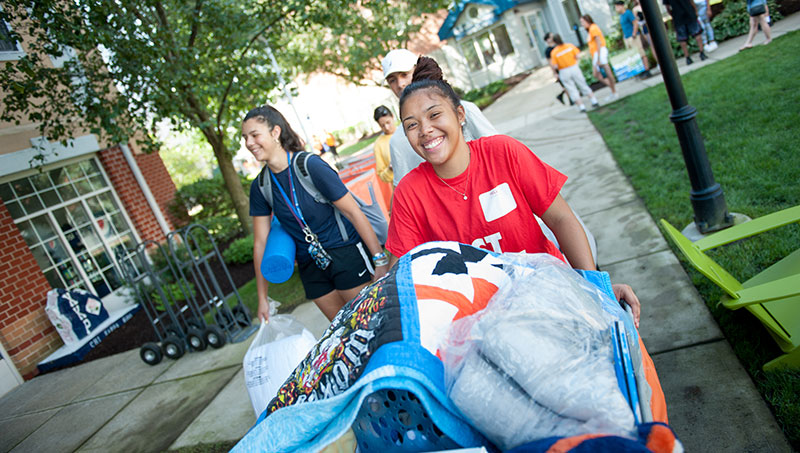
[0,15,796,453]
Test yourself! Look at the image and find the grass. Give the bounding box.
[338,135,379,157]
[588,31,800,447]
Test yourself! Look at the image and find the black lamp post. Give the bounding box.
[638,0,733,233]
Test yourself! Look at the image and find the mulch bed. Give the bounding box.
[38,251,255,376]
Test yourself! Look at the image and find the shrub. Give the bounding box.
[168,173,250,226]
[579,56,599,85]
[150,280,195,312]
[223,234,254,265]
[463,80,510,108]
[711,0,782,42]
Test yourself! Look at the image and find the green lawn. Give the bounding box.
[230,268,309,319]
[338,135,379,157]
[589,31,800,447]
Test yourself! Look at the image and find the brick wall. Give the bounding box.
[0,200,59,379]
[134,149,182,228]
[98,145,177,243]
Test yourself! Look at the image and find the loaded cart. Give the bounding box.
[233,242,676,452]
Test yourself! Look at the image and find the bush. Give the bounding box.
[150,280,195,312]
[168,173,250,226]
[463,80,510,108]
[223,234,254,265]
[711,0,782,42]
[579,56,599,85]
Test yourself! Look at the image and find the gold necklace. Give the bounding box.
[436,162,470,200]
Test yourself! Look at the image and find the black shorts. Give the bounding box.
[297,242,373,300]
[674,20,702,42]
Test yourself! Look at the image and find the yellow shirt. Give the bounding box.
[551,43,580,69]
[588,24,606,56]
[373,133,393,184]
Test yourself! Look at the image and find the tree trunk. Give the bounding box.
[208,135,253,236]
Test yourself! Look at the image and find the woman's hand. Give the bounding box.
[372,263,389,282]
[257,297,271,323]
[612,283,641,329]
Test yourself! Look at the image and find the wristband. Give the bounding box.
[372,252,389,267]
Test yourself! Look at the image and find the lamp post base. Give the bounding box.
[680,212,751,242]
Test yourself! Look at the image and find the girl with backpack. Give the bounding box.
[243,105,389,322]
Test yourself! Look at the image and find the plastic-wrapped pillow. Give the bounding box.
[442,253,635,450]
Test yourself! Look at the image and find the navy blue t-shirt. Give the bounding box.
[249,153,361,264]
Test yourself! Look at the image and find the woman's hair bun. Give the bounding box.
[411,56,445,83]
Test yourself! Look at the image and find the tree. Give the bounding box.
[0,0,447,234]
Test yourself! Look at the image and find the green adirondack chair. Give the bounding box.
[660,205,800,371]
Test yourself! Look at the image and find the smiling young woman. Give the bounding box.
[244,105,389,323]
[385,57,643,328]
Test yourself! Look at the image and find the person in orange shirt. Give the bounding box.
[580,15,618,102]
[548,34,600,113]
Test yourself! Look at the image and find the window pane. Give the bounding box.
[5,200,24,218]
[31,215,56,240]
[64,163,83,181]
[110,212,129,235]
[46,239,70,264]
[11,179,34,197]
[79,224,102,250]
[40,189,61,207]
[56,183,77,202]
[67,202,90,226]
[74,178,93,195]
[0,182,15,201]
[80,159,100,176]
[16,221,38,246]
[462,40,483,71]
[50,168,69,186]
[104,267,123,291]
[30,173,52,191]
[89,174,106,191]
[44,268,63,288]
[96,192,117,214]
[493,25,515,57]
[86,195,102,217]
[92,246,112,268]
[478,32,496,64]
[19,194,43,214]
[31,244,52,269]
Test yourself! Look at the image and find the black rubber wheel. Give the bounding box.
[204,325,227,349]
[186,328,207,351]
[232,305,251,327]
[140,342,163,365]
[162,335,186,360]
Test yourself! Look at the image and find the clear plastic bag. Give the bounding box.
[441,253,635,450]
[243,300,317,418]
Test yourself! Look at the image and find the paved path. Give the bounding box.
[0,14,797,452]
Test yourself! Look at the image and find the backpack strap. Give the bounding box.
[292,152,350,242]
[257,164,273,209]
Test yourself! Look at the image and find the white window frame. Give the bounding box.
[0,10,25,61]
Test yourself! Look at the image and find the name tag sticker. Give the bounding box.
[479,183,517,222]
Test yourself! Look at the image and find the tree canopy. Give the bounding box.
[0,0,446,233]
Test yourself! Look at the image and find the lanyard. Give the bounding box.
[270,152,317,243]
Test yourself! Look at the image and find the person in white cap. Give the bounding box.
[381,49,497,188]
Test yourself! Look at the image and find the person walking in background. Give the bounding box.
[372,105,395,185]
[663,0,708,64]
[740,0,772,50]
[380,48,497,187]
[694,0,719,51]
[544,32,572,105]
[548,34,600,113]
[615,1,653,78]
[580,15,618,102]
[324,132,338,158]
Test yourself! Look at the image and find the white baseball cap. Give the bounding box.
[381,49,418,81]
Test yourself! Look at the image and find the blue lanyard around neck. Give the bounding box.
[270,151,308,228]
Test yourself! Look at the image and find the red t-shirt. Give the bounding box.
[387,135,567,259]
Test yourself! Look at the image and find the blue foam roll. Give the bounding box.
[261,218,295,284]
